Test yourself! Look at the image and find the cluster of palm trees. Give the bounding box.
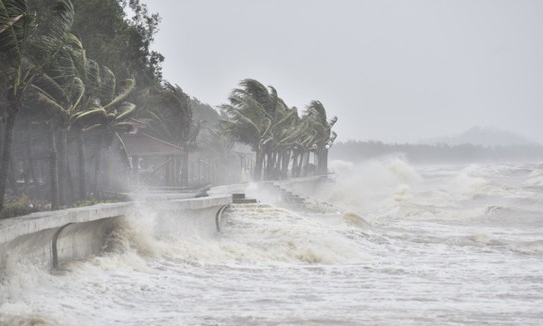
[1,1,339,214]
[220,79,337,181]
[0,0,137,210]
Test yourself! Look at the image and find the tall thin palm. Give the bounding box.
[306,100,337,175]
[30,34,86,206]
[72,71,136,195]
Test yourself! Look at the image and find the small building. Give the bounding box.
[120,132,186,188]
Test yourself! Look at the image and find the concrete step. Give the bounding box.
[233,198,258,204]
[232,193,246,200]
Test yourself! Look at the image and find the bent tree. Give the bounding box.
[0,0,75,210]
[220,79,338,181]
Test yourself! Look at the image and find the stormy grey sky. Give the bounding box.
[145,0,543,143]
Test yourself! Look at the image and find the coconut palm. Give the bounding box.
[0,0,75,210]
[72,71,136,195]
[220,79,285,181]
[67,59,119,200]
[139,82,194,185]
[29,34,86,206]
[142,82,192,146]
[221,79,338,180]
[264,103,303,179]
[291,115,316,177]
[305,100,337,175]
[271,106,313,178]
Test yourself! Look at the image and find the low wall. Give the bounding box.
[0,195,231,271]
[208,176,331,206]
[272,175,332,197]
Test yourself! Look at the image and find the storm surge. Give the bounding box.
[1,159,543,325]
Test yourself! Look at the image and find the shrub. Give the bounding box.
[0,195,48,219]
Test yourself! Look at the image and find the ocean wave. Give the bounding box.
[216,204,371,264]
[510,240,543,255]
[0,304,60,326]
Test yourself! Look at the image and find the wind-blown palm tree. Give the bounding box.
[305,100,337,175]
[30,34,86,206]
[0,0,75,210]
[72,72,136,195]
[290,114,316,177]
[220,79,286,181]
[221,79,338,180]
[142,82,192,146]
[69,59,131,200]
[140,82,195,185]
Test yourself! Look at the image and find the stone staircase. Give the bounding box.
[255,182,309,210]
[266,181,338,214]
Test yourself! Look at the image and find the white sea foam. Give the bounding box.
[1,161,543,325]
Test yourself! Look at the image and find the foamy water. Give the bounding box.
[1,160,543,325]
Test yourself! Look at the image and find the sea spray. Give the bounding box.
[218,204,371,264]
[1,162,542,325]
[323,158,422,222]
[341,211,371,229]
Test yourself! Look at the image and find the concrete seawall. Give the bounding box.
[0,195,231,271]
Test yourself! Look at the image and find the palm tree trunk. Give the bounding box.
[25,131,38,197]
[295,151,303,177]
[66,159,74,204]
[299,151,306,177]
[254,150,264,181]
[320,148,329,175]
[281,149,290,179]
[93,134,103,197]
[265,150,275,180]
[77,132,86,200]
[8,156,19,196]
[274,151,282,180]
[291,151,299,178]
[49,124,59,210]
[57,128,68,206]
[181,151,189,186]
[302,151,310,176]
[0,109,17,211]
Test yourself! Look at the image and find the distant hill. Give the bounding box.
[421,126,537,147]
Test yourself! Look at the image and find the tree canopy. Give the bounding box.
[0,1,338,214]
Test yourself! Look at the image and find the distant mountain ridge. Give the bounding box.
[421,126,537,147]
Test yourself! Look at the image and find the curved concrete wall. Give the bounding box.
[54,217,122,268]
[0,195,231,271]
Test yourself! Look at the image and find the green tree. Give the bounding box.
[220,79,284,181]
[139,82,194,185]
[305,100,337,175]
[70,0,163,87]
[30,34,86,206]
[0,0,75,210]
[72,71,136,195]
[142,83,192,146]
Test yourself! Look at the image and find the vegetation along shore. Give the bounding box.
[0,0,338,217]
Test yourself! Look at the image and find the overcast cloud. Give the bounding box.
[145,0,543,143]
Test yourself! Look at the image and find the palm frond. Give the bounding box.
[96,65,115,103]
[115,102,136,121]
[69,76,85,111]
[103,78,135,111]
[31,73,70,106]
[0,0,28,61]
[71,107,107,125]
[114,131,132,169]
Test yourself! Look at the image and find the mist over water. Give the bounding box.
[1,159,543,325]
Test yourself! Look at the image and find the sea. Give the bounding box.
[1,159,542,325]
